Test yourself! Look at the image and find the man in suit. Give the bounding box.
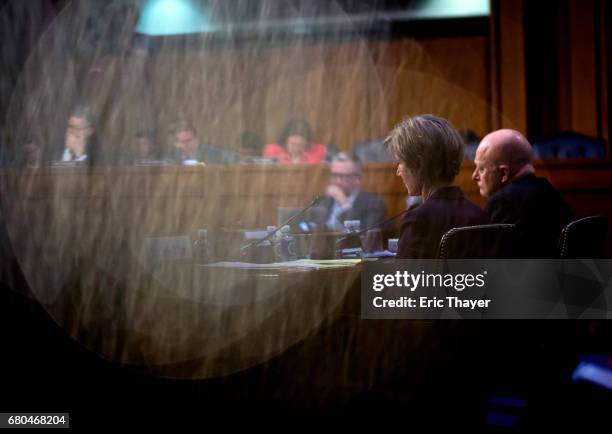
[472,129,573,257]
[46,106,99,165]
[170,120,238,165]
[319,152,385,231]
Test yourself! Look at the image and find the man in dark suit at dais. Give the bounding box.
[472,129,573,258]
[45,105,101,165]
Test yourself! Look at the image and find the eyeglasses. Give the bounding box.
[330,172,359,180]
[67,124,91,133]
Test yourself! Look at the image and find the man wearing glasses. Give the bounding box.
[321,152,386,231]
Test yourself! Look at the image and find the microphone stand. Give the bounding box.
[334,209,409,246]
[239,195,324,257]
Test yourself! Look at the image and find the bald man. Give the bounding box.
[473,129,573,257]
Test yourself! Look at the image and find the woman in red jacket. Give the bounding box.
[263,118,327,164]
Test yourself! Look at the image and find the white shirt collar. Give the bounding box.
[62,148,88,162]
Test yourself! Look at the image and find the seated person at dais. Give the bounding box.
[237,131,269,163]
[119,130,160,164]
[472,129,574,257]
[385,114,489,259]
[262,118,327,164]
[15,136,44,168]
[168,120,238,165]
[320,152,386,231]
[45,105,101,165]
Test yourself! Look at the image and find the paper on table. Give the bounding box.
[204,259,361,270]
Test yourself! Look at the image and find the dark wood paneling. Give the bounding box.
[10,32,490,156]
[524,0,611,148]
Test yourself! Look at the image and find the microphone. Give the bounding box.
[334,208,409,246]
[239,195,325,257]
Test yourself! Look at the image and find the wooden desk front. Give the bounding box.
[2,160,611,238]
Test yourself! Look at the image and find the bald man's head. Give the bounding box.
[472,129,535,198]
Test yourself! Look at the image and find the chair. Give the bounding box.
[558,216,608,259]
[533,132,606,160]
[437,224,517,259]
[352,138,394,163]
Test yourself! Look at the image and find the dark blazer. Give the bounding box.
[485,174,573,258]
[319,191,386,231]
[169,144,239,165]
[43,139,104,166]
[397,186,489,259]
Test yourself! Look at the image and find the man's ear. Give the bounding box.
[499,165,510,183]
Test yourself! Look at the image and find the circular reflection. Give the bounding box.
[1,0,498,391]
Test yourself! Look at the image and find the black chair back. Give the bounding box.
[438,224,517,259]
[558,216,608,259]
